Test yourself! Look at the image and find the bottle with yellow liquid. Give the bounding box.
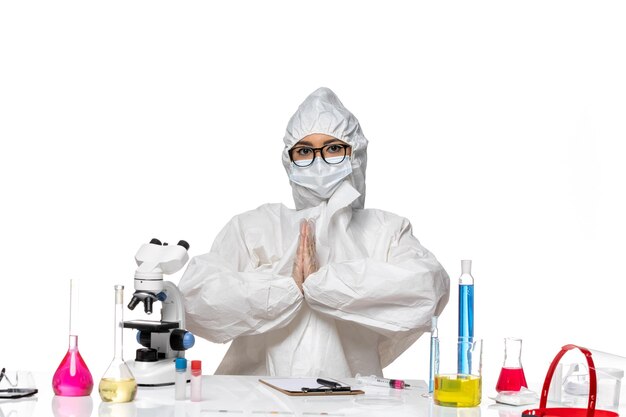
[99,285,137,403]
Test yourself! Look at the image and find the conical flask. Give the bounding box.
[52,279,94,396]
[496,337,528,392]
[98,285,137,403]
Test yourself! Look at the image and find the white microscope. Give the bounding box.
[123,238,195,386]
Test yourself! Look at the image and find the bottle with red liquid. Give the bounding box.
[52,279,94,396]
[496,337,528,392]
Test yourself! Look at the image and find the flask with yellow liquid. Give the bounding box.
[99,285,137,403]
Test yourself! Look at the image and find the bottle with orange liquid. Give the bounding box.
[496,337,528,392]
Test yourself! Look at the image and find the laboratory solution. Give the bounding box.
[434,374,482,407]
[458,260,474,375]
[52,279,94,396]
[98,378,137,402]
[434,338,483,407]
[99,285,137,403]
[496,337,528,392]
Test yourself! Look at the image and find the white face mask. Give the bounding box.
[288,156,353,199]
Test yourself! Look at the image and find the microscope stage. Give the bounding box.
[123,320,180,332]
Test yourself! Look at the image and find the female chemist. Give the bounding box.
[179,87,450,377]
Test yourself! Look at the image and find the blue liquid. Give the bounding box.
[458,284,474,374]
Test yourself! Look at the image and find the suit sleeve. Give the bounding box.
[179,217,304,343]
[303,218,450,337]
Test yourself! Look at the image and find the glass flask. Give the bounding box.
[52,279,94,396]
[496,337,528,392]
[98,285,137,403]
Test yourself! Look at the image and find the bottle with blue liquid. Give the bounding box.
[458,260,474,375]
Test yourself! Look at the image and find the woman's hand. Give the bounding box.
[292,219,318,293]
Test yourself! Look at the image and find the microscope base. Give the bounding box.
[127,359,190,387]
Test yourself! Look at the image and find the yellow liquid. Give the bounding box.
[434,374,481,407]
[98,378,137,403]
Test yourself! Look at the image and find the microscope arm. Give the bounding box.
[161,281,186,329]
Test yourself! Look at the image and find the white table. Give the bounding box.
[1,375,620,417]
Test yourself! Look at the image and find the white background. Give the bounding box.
[1,0,625,392]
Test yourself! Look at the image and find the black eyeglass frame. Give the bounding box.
[0,368,38,399]
[288,143,351,167]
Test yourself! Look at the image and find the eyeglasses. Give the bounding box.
[0,368,38,399]
[289,143,351,167]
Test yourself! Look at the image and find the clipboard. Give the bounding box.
[259,377,364,396]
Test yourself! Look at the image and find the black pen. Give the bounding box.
[316,378,341,388]
[301,386,351,393]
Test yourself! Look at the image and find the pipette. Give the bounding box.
[355,374,410,389]
[428,316,439,393]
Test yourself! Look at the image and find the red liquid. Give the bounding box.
[496,367,528,392]
[52,336,94,396]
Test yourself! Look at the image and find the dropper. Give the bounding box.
[428,316,439,393]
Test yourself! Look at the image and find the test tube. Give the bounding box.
[429,316,439,393]
[458,260,474,375]
[190,360,202,402]
[175,358,187,401]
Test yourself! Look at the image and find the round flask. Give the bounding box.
[52,279,94,396]
[98,285,137,403]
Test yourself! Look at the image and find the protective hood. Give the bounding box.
[282,87,368,210]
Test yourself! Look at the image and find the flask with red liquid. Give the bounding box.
[52,279,94,396]
[496,337,528,392]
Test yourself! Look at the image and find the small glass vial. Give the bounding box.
[98,285,137,403]
[190,360,202,402]
[175,358,187,401]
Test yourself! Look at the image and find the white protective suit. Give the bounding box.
[179,87,450,377]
